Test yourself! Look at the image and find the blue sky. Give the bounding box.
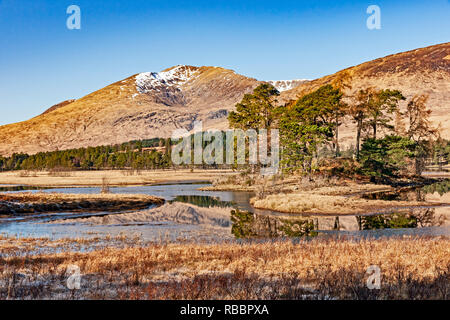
[0,0,449,125]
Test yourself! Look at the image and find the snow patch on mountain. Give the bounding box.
[267,79,310,92]
[136,65,199,94]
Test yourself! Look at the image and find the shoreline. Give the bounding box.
[209,176,450,215]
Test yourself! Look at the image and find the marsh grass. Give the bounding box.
[250,192,443,215]
[0,236,448,300]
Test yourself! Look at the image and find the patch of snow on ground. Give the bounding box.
[135,65,199,94]
[267,79,310,92]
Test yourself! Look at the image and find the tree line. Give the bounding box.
[0,139,172,171]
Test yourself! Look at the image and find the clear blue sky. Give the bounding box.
[0,0,449,125]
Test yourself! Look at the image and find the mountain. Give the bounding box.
[278,42,450,147]
[0,66,264,155]
[0,43,449,156]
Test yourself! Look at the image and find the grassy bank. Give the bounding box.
[250,192,444,215]
[0,192,164,215]
[206,174,448,215]
[0,236,448,299]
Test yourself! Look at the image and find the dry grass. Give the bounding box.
[1,192,161,202]
[0,169,236,187]
[250,192,445,215]
[0,236,448,300]
[0,192,164,215]
[204,173,392,194]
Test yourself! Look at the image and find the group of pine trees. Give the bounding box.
[0,139,172,171]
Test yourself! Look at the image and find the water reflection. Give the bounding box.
[360,212,418,229]
[229,180,450,238]
[0,185,52,192]
[230,208,446,239]
[231,209,317,239]
[169,195,232,208]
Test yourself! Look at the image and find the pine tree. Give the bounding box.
[404,94,440,175]
[228,83,279,130]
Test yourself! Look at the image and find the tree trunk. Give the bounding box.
[356,119,362,160]
[335,113,340,157]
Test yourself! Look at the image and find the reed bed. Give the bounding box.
[1,236,448,300]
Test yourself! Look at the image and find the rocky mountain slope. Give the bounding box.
[267,79,309,92]
[278,42,450,147]
[0,42,448,156]
[0,66,267,155]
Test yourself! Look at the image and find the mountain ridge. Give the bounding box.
[277,42,450,147]
[0,65,263,155]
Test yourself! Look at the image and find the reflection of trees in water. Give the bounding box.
[413,208,445,227]
[360,213,418,230]
[362,180,450,202]
[231,210,317,239]
[334,217,340,230]
[0,186,50,192]
[358,208,444,230]
[171,195,232,208]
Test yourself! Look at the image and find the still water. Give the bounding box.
[0,181,449,241]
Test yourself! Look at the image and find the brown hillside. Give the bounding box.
[279,42,450,147]
[0,66,262,155]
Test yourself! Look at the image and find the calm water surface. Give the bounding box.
[0,181,449,240]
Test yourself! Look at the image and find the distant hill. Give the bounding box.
[0,66,265,155]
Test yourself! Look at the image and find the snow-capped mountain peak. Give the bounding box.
[136,65,200,93]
